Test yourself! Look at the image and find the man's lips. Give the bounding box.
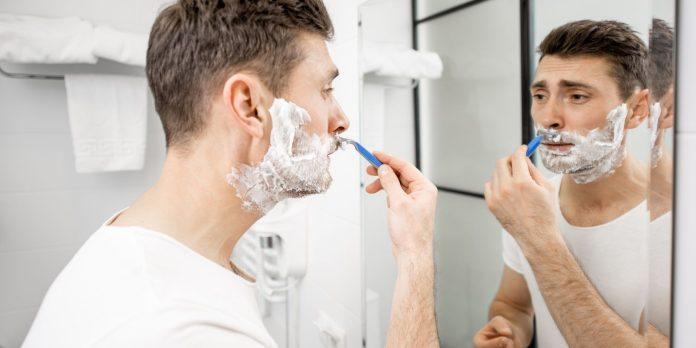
[542,143,574,152]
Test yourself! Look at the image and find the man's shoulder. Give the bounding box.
[92,300,277,348]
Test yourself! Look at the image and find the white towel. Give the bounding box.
[93,26,148,67]
[0,13,96,64]
[64,74,148,173]
[361,44,443,80]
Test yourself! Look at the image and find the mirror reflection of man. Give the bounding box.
[646,17,675,347]
[474,20,652,348]
[23,1,440,347]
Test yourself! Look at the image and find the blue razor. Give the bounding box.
[526,135,543,157]
[526,130,562,157]
[338,137,383,168]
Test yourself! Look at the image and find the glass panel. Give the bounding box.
[648,0,676,343]
[417,0,476,20]
[417,0,522,193]
[434,192,503,347]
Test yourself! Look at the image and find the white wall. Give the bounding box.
[0,1,365,347]
[672,0,696,346]
[0,2,166,347]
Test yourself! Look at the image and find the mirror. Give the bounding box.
[361,0,676,347]
[647,0,676,345]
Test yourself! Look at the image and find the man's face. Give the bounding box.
[531,55,624,153]
[281,33,349,144]
[226,33,350,213]
[530,54,641,184]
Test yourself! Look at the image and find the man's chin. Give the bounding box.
[286,177,333,198]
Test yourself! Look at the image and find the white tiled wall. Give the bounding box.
[0,1,169,347]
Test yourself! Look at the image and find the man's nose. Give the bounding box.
[330,97,350,135]
[536,99,564,130]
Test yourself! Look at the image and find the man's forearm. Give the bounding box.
[386,252,439,348]
[520,232,646,348]
[489,299,534,347]
[648,325,669,347]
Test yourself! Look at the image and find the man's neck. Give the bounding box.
[111,143,260,272]
[559,155,647,225]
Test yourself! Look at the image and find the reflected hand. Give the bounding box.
[484,146,557,247]
[365,152,437,260]
[473,316,518,348]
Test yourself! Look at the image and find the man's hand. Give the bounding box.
[484,146,557,247]
[473,316,519,348]
[366,151,438,260]
[366,151,439,348]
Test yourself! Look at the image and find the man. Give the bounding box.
[23,1,439,347]
[474,20,652,347]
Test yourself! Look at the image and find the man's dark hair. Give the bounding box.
[648,18,675,100]
[146,0,334,148]
[538,20,648,100]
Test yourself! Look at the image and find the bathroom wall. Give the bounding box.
[0,2,165,347]
[0,1,365,347]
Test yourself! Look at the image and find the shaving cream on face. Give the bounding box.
[537,103,629,184]
[648,102,663,166]
[226,98,339,214]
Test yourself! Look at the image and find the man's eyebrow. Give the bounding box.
[531,80,546,89]
[559,79,595,90]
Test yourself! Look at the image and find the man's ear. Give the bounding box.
[626,88,650,129]
[659,86,675,130]
[222,73,266,139]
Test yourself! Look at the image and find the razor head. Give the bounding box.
[537,129,562,143]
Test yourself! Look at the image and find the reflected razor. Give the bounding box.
[338,137,383,168]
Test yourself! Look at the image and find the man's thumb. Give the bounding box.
[378,165,406,200]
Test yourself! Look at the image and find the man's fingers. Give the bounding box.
[378,165,408,203]
[492,169,500,196]
[511,145,532,180]
[373,152,423,184]
[496,157,513,188]
[525,157,548,187]
[489,316,514,337]
[473,333,512,348]
[366,165,378,177]
[365,178,383,194]
[484,182,493,202]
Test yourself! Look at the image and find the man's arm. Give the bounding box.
[485,146,647,348]
[520,231,646,347]
[366,152,439,348]
[474,266,534,348]
[648,325,669,347]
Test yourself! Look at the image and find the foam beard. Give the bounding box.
[538,103,629,184]
[648,102,663,167]
[226,98,338,214]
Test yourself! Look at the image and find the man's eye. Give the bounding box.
[532,93,546,101]
[324,87,334,94]
[570,94,588,102]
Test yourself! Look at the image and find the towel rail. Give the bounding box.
[0,64,64,80]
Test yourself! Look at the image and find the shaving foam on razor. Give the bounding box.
[526,130,561,157]
[338,137,383,168]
